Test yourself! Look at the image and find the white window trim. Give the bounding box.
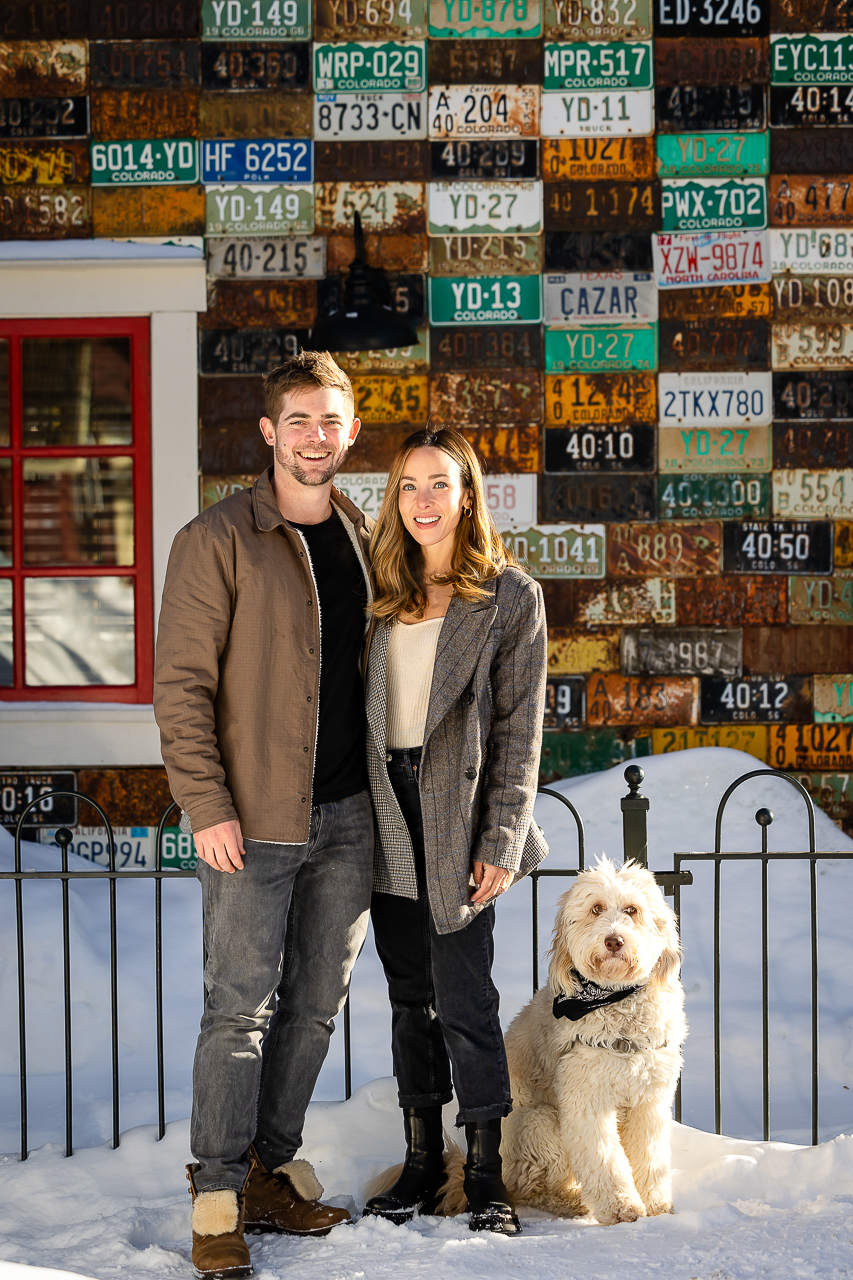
[0,240,207,766]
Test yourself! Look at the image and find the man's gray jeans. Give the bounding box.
[190,790,374,1192]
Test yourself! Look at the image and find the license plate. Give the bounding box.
[541,472,658,520]
[429,0,542,38]
[314,180,424,231]
[431,323,541,367]
[771,34,853,85]
[652,725,768,756]
[608,520,722,575]
[0,140,89,184]
[771,0,853,29]
[201,139,312,184]
[659,472,771,517]
[0,40,86,96]
[460,422,541,470]
[623,628,742,674]
[545,371,658,422]
[201,278,317,326]
[659,318,769,371]
[655,0,769,35]
[774,470,853,519]
[542,137,655,180]
[428,274,543,324]
[0,96,88,138]
[336,328,430,374]
[429,370,541,421]
[316,139,429,181]
[0,184,91,237]
[678,573,785,623]
[773,371,853,420]
[653,229,770,287]
[486,474,538,530]
[660,373,772,427]
[659,423,771,470]
[207,235,325,277]
[92,185,205,236]
[545,230,653,269]
[503,524,606,577]
[773,422,853,468]
[794,773,853,837]
[430,138,539,179]
[543,676,587,728]
[655,132,769,177]
[90,137,199,185]
[314,0,428,39]
[543,41,653,91]
[95,0,199,35]
[578,579,677,625]
[655,37,770,85]
[548,630,620,674]
[205,183,313,235]
[200,91,313,138]
[540,729,635,779]
[658,282,771,318]
[350,374,428,422]
[313,40,425,92]
[203,474,265,508]
[331,472,388,517]
[723,519,833,572]
[544,422,656,471]
[0,1,88,36]
[770,84,853,127]
[814,676,853,723]
[655,83,767,132]
[771,174,853,228]
[427,179,542,234]
[90,40,201,89]
[546,181,661,231]
[770,227,853,273]
[838,522,853,565]
[544,271,657,325]
[545,323,657,370]
[429,233,542,275]
[701,675,811,723]
[587,674,698,727]
[92,87,200,140]
[541,89,654,137]
[428,39,544,84]
[771,128,853,173]
[314,93,427,140]
[429,86,541,142]
[201,42,310,90]
[201,0,312,39]
[199,327,310,373]
[544,0,653,40]
[661,177,767,231]
[769,724,853,770]
[790,572,853,622]
[773,323,853,370]
[0,771,77,828]
[773,274,853,322]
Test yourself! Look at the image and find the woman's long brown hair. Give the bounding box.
[368,428,517,621]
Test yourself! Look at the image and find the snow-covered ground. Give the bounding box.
[2,747,853,1278]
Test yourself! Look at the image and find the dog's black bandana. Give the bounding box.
[552,973,643,1022]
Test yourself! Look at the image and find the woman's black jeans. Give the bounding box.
[371,746,512,1126]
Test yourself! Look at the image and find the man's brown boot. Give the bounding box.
[187,1164,253,1279]
[243,1147,351,1236]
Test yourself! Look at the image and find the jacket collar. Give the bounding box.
[251,466,370,538]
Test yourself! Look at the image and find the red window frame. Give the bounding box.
[0,316,153,703]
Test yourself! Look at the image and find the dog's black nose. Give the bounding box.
[605,935,624,953]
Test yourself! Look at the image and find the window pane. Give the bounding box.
[0,458,10,565]
[22,338,132,446]
[23,456,134,566]
[25,577,135,686]
[0,338,8,447]
[0,578,11,686]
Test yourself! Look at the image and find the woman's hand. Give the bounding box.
[471,860,513,904]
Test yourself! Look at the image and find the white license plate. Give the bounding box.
[313,92,427,140]
[659,372,773,427]
[427,180,543,235]
[428,85,541,141]
[773,470,853,519]
[486,473,537,531]
[772,323,853,370]
[653,229,771,288]
[541,88,653,137]
[332,473,389,518]
[770,228,853,275]
[207,236,326,278]
[544,271,657,325]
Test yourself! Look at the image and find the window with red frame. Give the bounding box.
[0,318,152,702]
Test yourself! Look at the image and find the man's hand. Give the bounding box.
[194,819,246,873]
[471,860,513,904]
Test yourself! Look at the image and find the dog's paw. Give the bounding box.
[596,1199,647,1225]
[644,1199,674,1217]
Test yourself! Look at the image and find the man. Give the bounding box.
[154,351,374,1279]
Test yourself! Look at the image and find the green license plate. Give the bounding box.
[771,34,853,86]
[656,133,769,178]
[540,729,643,782]
[313,40,426,92]
[429,0,542,39]
[658,425,772,472]
[545,324,657,371]
[661,178,768,233]
[90,138,199,186]
[202,0,312,40]
[659,473,771,520]
[429,274,543,325]
[503,524,606,577]
[544,40,652,90]
[206,183,315,235]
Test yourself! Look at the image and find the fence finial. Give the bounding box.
[621,765,650,868]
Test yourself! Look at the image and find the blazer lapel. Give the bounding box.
[423,591,497,746]
[365,618,390,756]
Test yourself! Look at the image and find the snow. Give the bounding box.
[2,746,853,1279]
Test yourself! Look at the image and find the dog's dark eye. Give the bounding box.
[625,906,637,916]
[591,904,603,915]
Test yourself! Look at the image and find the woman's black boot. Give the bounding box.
[364,1107,446,1223]
[463,1118,521,1236]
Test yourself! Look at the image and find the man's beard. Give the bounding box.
[275,440,344,487]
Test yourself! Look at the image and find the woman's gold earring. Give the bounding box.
[463,505,472,518]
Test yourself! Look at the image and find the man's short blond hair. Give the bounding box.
[263,350,355,423]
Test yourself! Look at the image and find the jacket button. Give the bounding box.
[303,746,309,753]
[465,767,477,780]
[468,692,475,704]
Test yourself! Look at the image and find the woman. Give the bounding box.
[362,428,548,1236]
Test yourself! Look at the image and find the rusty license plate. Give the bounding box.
[795,773,853,837]
[652,725,768,757]
[0,184,90,237]
[428,85,540,142]
[677,574,787,625]
[201,42,309,91]
[429,0,542,38]
[0,95,87,137]
[430,324,541,369]
[544,0,652,40]
[658,283,771,320]
[200,279,317,328]
[771,128,853,173]
[92,0,200,37]
[701,674,811,723]
[429,233,542,276]
[837,522,853,566]
[773,422,853,469]
[814,675,853,722]
[461,423,541,472]
[544,181,660,232]
[659,473,770,519]
[199,328,310,375]
[91,185,205,235]
[770,85,853,127]
[545,371,657,424]
[655,0,769,35]
[351,375,429,423]
[504,523,605,577]
[429,371,541,422]
[543,676,586,729]
[548,630,620,674]
[430,138,538,180]
[608,521,722,577]
[577,579,676,626]
[775,468,853,518]
[0,139,88,183]
[319,271,424,322]
[542,137,654,181]
[623,628,742,675]
[771,0,853,30]
[723,519,833,573]
[315,140,428,182]
[770,724,853,770]
[314,181,424,233]
[773,275,853,322]
[773,371,853,420]
[544,422,655,472]
[314,0,427,39]
[0,40,87,96]
[544,230,652,270]
[770,174,853,227]
[207,235,325,278]
[772,323,853,371]
[428,40,543,85]
[0,1,89,37]
[659,318,769,372]
[586,674,698,727]
[540,473,657,521]
[326,231,427,272]
[655,84,767,133]
[659,424,772,472]
[655,38,770,86]
[201,91,313,138]
[90,40,200,88]
[336,328,429,375]
[427,180,542,235]
[91,88,199,139]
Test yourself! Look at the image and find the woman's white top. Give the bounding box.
[385,616,444,749]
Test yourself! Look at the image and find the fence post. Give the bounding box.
[621,764,649,868]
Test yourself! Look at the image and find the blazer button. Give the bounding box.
[465,767,477,780]
[467,692,475,704]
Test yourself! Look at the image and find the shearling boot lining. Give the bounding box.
[193,1190,239,1237]
[274,1159,324,1201]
